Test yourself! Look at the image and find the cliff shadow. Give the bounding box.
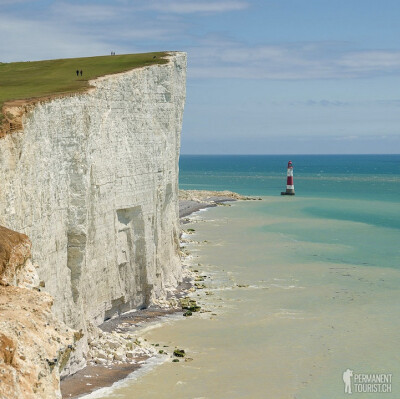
[106,206,151,319]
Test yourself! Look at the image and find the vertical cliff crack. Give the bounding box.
[66,232,87,303]
[115,206,151,312]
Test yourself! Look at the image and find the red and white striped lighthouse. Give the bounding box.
[281,160,295,195]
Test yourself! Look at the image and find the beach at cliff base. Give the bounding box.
[60,190,250,399]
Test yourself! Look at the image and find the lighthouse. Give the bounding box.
[281,160,295,196]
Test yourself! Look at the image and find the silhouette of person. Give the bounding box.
[76,70,79,76]
[343,369,353,394]
[80,70,83,76]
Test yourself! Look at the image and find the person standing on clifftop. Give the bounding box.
[76,70,79,76]
[80,70,83,76]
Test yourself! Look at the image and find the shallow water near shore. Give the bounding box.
[89,192,400,398]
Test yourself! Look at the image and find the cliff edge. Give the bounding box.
[0,52,186,375]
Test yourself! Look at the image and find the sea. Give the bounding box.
[85,154,400,399]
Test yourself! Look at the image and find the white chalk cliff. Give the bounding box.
[0,52,186,373]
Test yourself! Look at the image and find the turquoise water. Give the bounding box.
[180,155,400,271]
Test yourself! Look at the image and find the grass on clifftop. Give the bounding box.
[0,52,169,123]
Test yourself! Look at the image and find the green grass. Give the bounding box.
[0,52,169,121]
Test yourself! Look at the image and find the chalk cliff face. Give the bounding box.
[0,52,186,372]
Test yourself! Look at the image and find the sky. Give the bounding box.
[1,0,400,154]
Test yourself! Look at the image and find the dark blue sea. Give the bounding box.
[179,154,400,201]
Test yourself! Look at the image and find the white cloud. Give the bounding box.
[147,1,249,14]
[0,0,32,4]
[49,0,249,21]
[3,1,400,82]
[0,15,107,61]
[51,2,119,22]
[304,100,349,107]
[187,38,400,79]
[338,51,400,70]
[49,2,182,41]
[0,2,184,61]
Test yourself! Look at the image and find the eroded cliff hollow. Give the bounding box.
[0,52,186,374]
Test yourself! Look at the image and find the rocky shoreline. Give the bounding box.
[60,190,256,399]
[179,189,261,219]
[60,289,191,398]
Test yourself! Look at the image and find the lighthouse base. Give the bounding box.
[281,191,295,196]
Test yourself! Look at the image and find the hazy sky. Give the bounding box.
[2,0,400,154]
